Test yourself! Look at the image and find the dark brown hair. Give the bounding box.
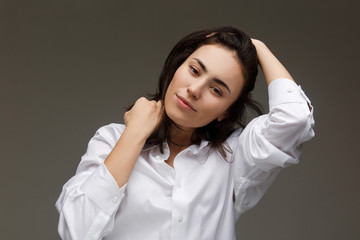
[134,26,262,158]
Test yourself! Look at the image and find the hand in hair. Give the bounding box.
[104,97,163,188]
[251,39,294,85]
[124,97,164,139]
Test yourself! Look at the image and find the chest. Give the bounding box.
[122,148,234,215]
[106,148,236,239]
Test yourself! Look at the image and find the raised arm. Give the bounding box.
[104,97,163,187]
[232,39,315,218]
[56,98,163,239]
[252,39,294,85]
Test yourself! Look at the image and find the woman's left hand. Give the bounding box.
[251,38,294,85]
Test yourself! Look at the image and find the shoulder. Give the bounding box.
[94,123,126,144]
[228,127,244,139]
[223,127,244,153]
[223,116,265,154]
[97,123,126,134]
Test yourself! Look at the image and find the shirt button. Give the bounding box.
[178,215,183,222]
[113,196,118,203]
[177,182,182,188]
[155,156,161,161]
[287,87,294,93]
[90,234,97,240]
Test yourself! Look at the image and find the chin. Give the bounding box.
[164,101,211,129]
[165,112,195,130]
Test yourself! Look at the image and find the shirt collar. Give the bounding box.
[144,140,210,163]
[188,140,210,154]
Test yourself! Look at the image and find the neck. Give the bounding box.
[168,123,194,148]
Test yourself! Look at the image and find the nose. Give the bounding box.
[187,79,206,100]
[187,87,199,100]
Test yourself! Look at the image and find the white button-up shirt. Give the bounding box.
[56,78,315,240]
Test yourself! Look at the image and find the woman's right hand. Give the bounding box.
[124,97,163,138]
[103,97,163,188]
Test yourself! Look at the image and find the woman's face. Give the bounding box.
[164,44,245,131]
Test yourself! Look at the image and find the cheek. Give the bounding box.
[200,98,230,119]
[164,68,187,100]
[164,78,176,101]
[164,82,177,115]
[164,77,177,98]
[171,66,189,87]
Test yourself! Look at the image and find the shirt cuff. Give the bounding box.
[268,78,310,109]
[80,163,126,215]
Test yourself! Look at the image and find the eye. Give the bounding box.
[211,86,223,96]
[189,66,199,76]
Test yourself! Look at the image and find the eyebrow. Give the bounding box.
[193,58,231,93]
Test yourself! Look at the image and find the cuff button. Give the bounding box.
[287,87,294,93]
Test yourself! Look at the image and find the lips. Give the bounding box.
[176,94,197,112]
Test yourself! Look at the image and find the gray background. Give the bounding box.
[1,0,359,239]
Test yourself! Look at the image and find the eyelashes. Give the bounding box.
[211,86,223,96]
[190,66,199,75]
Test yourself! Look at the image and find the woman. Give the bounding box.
[56,26,315,240]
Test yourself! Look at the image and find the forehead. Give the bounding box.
[188,44,244,94]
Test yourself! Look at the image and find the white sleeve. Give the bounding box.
[55,124,126,240]
[232,78,315,217]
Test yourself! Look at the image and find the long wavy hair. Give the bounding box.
[130,26,262,158]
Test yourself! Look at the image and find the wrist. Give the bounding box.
[123,124,151,143]
[252,39,267,52]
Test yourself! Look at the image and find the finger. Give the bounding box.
[156,100,163,108]
[137,97,148,105]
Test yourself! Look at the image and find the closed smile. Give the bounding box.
[176,94,197,112]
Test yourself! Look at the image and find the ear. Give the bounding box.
[217,111,229,122]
